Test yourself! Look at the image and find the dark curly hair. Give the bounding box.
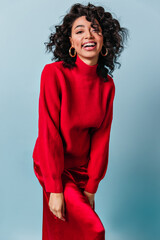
[44,2,129,82]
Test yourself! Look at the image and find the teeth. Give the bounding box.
[83,42,96,47]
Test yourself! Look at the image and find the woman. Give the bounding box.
[32,3,129,240]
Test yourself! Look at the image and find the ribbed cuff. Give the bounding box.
[84,178,100,194]
[44,177,63,193]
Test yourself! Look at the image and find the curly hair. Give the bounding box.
[44,2,129,82]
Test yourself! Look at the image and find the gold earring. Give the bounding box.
[69,46,76,57]
[101,46,108,56]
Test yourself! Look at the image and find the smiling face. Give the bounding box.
[69,16,103,65]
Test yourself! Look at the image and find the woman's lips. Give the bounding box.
[83,45,96,50]
[82,42,97,51]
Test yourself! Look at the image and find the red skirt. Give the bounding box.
[42,163,105,240]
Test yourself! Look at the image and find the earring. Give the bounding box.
[101,46,108,56]
[69,46,77,57]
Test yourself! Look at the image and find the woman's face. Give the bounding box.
[69,16,103,65]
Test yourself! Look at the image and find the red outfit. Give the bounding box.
[32,54,115,239]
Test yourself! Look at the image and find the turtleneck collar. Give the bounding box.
[75,54,98,77]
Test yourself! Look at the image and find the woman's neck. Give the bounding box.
[76,54,99,66]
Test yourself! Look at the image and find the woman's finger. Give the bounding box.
[56,209,65,221]
[50,209,58,219]
[62,201,66,218]
[93,200,95,211]
[83,191,96,210]
[49,207,61,220]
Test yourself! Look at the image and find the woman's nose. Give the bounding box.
[85,30,94,39]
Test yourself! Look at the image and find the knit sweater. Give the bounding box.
[32,54,115,194]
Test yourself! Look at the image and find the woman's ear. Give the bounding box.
[69,36,73,46]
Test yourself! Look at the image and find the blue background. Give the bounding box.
[0,0,159,239]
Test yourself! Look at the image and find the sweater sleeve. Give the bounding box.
[35,64,64,193]
[84,78,115,194]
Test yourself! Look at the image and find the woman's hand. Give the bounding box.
[83,190,95,210]
[48,192,66,221]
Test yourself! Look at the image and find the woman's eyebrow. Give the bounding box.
[74,25,85,30]
[74,23,100,30]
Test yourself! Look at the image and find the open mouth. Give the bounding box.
[82,42,97,48]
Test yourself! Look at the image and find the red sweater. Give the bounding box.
[32,54,115,194]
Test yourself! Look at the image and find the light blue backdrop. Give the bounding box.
[0,0,159,240]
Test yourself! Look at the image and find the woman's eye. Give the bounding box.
[76,29,101,34]
[76,31,83,34]
[92,28,99,33]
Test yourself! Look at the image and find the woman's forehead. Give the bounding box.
[72,16,100,29]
